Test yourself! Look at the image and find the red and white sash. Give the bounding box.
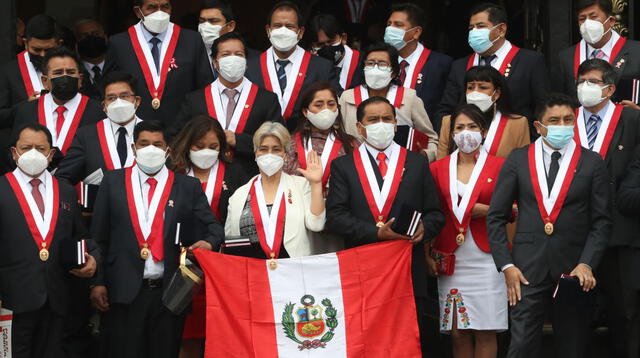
[295,133,342,189]
[37,93,88,155]
[528,139,581,229]
[402,43,432,89]
[353,143,407,224]
[96,119,138,171]
[573,31,626,78]
[483,111,509,156]
[260,47,311,119]
[466,42,520,75]
[188,161,226,220]
[249,176,286,259]
[575,102,623,159]
[6,171,59,255]
[16,51,44,97]
[128,22,181,105]
[446,149,489,234]
[204,79,258,133]
[354,84,404,109]
[339,46,360,89]
[125,166,174,262]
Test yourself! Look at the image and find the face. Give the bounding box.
[312,29,345,50]
[357,102,396,138]
[387,11,421,41]
[256,135,284,157]
[468,11,506,41]
[25,37,60,57]
[577,4,614,29]
[42,56,82,91]
[214,39,246,64]
[11,128,54,163]
[266,8,304,39]
[75,20,106,41]
[134,130,168,151]
[364,51,395,77]
[453,113,484,137]
[577,68,615,98]
[191,130,221,152]
[534,105,576,137]
[305,89,337,116]
[135,0,172,18]
[466,80,501,100]
[199,8,236,35]
[103,82,141,111]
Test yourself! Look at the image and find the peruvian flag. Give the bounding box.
[194,240,421,357]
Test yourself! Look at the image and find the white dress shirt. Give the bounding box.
[43,92,82,138]
[364,141,397,168]
[484,40,512,68]
[541,139,569,175]
[271,45,304,83]
[136,165,168,279]
[400,42,423,64]
[586,30,620,62]
[216,78,244,114]
[83,60,105,83]
[140,22,168,50]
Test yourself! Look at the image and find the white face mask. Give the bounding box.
[106,98,137,124]
[198,22,222,49]
[141,10,171,34]
[135,145,167,174]
[189,148,219,170]
[362,121,395,149]
[217,55,246,83]
[364,67,393,90]
[16,148,50,176]
[269,26,299,52]
[466,91,495,112]
[577,81,609,107]
[580,18,611,45]
[453,130,483,154]
[306,108,338,130]
[256,153,284,177]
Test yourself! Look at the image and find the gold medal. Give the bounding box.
[39,248,49,261]
[151,97,160,110]
[455,228,465,246]
[268,252,277,270]
[376,215,385,228]
[140,244,150,260]
[544,222,554,236]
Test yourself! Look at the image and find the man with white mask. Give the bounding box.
[245,1,340,132]
[89,120,223,358]
[176,32,283,177]
[555,0,640,108]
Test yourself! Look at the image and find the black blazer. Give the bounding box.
[0,174,94,314]
[618,145,640,216]
[326,147,445,298]
[487,144,611,284]
[437,47,549,131]
[90,168,224,305]
[103,25,214,129]
[413,49,453,123]
[174,83,283,176]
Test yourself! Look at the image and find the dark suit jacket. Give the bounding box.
[174,83,283,176]
[413,49,452,123]
[90,167,224,305]
[437,47,549,131]
[104,25,214,129]
[618,145,640,216]
[0,174,94,314]
[487,143,611,284]
[326,147,445,298]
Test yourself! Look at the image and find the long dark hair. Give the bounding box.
[295,81,355,153]
[169,115,231,172]
[447,104,490,155]
[462,66,516,120]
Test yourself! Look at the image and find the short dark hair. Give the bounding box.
[308,14,344,43]
[42,46,80,74]
[211,31,246,58]
[575,0,613,16]
[12,123,53,148]
[470,2,508,25]
[267,1,303,27]
[134,120,166,143]
[201,0,235,22]
[356,96,396,123]
[464,66,515,116]
[102,71,138,95]
[535,93,574,122]
[577,59,617,85]
[25,14,60,40]
[391,3,425,28]
[361,42,402,88]
[448,104,490,154]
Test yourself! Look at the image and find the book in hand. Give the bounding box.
[61,239,87,271]
[553,274,596,308]
[390,203,423,237]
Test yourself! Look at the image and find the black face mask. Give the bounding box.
[317,44,345,65]
[50,75,79,101]
[77,35,107,59]
[29,53,44,71]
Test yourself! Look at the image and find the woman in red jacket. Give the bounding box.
[427,104,507,358]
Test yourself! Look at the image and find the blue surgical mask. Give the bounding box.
[540,123,575,149]
[384,26,414,50]
[468,24,502,54]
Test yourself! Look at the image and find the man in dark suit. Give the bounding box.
[89,120,223,358]
[176,32,281,176]
[74,19,109,100]
[554,0,640,108]
[487,93,611,358]
[326,96,444,354]
[437,2,549,131]
[103,0,214,131]
[11,47,104,170]
[574,58,640,358]
[245,1,339,132]
[0,123,97,358]
[385,3,452,123]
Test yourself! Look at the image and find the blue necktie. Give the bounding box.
[276,59,289,94]
[586,114,601,149]
[150,37,161,74]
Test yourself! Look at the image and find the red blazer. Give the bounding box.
[430,153,504,254]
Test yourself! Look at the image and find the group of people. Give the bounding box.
[0,0,639,357]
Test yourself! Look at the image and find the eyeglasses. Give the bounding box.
[105,93,136,102]
[576,78,606,85]
[363,61,392,71]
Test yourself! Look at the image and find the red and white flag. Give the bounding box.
[194,240,421,357]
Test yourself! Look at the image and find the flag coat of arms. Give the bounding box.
[194,240,421,357]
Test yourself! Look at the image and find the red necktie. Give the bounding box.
[377,152,388,178]
[29,178,45,216]
[399,60,409,85]
[145,177,164,261]
[55,105,66,137]
[146,177,157,206]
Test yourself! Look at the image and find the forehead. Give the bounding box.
[578,4,606,17]
[363,102,394,116]
[543,105,575,119]
[260,135,282,146]
[469,11,492,25]
[105,81,134,94]
[137,130,165,142]
[142,0,170,6]
[312,89,335,101]
[17,128,50,146]
[27,37,58,48]
[200,8,224,20]
[271,8,299,25]
[389,11,410,24]
[217,39,245,52]
[47,56,79,71]
[578,68,604,79]
[454,113,475,125]
[366,50,391,61]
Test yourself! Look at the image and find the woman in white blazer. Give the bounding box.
[225,122,325,258]
[339,42,439,162]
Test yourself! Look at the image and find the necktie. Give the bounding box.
[150,37,161,74]
[145,177,163,262]
[92,65,103,85]
[481,54,497,66]
[399,60,410,84]
[591,49,605,60]
[222,88,238,128]
[547,151,561,193]
[377,152,388,178]
[55,105,66,138]
[147,177,158,207]
[586,114,601,150]
[29,178,45,216]
[276,59,290,94]
[117,127,128,167]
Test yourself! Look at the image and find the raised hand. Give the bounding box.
[297,150,323,185]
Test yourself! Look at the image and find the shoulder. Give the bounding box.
[426,49,453,65]
[621,106,640,121]
[451,56,471,69]
[558,44,576,58]
[0,59,18,74]
[308,54,333,71]
[429,155,449,172]
[185,87,206,101]
[176,27,200,40]
[515,47,544,61]
[255,86,279,101]
[172,171,200,187]
[108,31,131,45]
[339,88,356,104]
[623,38,640,51]
[332,151,355,168]
[405,149,429,166]
[579,146,604,163]
[14,99,37,115]
[505,144,531,161]
[487,154,506,168]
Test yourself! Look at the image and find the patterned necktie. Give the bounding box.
[399,60,410,84]
[586,114,601,149]
[117,127,128,167]
[276,59,290,94]
[222,88,238,128]
[55,105,66,138]
[377,152,388,178]
[591,49,605,60]
[481,54,497,66]
[92,65,103,85]
[29,178,45,216]
[547,151,561,193]
[149,37,161,74]
[146,177,158,206]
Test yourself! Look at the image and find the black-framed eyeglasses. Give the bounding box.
[576,78,605,85]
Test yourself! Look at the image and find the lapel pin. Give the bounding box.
[222,181,228,191]
[618,145,624,150]
[168,200,174,207]
[244,104,250,109]
[487,178,493,183]
[288,189,293,204]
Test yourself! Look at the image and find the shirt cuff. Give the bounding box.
[501,264,515,272]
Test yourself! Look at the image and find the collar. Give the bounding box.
[364,140,398,161]
[587,30,620,57]
[109,115,141,136]
[400,42,424,63]
[215,78,245,95]
[583,100,611,121]
[270,45,304,64]
[491,39,512,61]
[539,136,569,157]
[13,166,49,187]
[336,44,352,68]
[140,21,168,43]
[44,92,82,113]
[137,164,168,184]
[83,60,105,73]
